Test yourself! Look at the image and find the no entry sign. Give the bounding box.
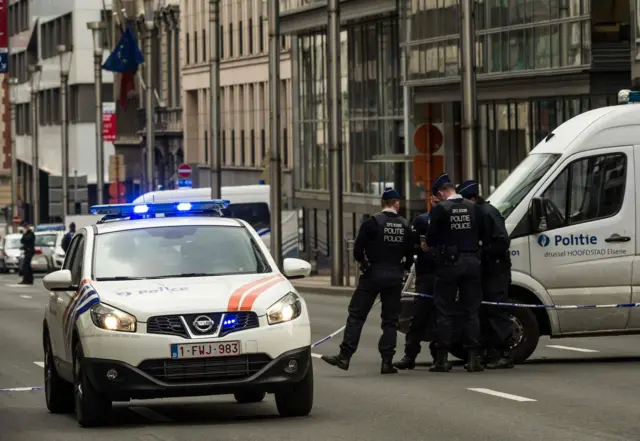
[177,164,192,179]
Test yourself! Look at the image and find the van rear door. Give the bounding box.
[528,146,634,334]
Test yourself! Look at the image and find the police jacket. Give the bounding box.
[411,213,437,290]
[21,230,35,253]
[477,200,511,273]
[426,195,485,256]
[353,210,414,273]
[61,231,75,253]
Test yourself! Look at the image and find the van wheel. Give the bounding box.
[275,363,313,417]
[234,390,266,403]
[44,335,74,413]
[507,302,540,364]
[73,342,112,427]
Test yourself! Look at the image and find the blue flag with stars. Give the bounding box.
[103,24,144,109]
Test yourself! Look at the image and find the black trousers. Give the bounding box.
[21,251,34,284]
[340,270,404,360]
[404,280,436,359]
[481,268,513,351]
[433,254,482,351]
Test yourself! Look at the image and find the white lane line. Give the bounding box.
[129,406,175,422]
[20,295,32,299]
[546,345,599,353]
[0,386,43,392]
[34,361,44,368]
[311,353,322,359]
[6,284,27,288]
[468,388,537,402]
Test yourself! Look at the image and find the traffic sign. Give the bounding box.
[177,164,192,179]
[177,179,193,189]
[12,215,20,225]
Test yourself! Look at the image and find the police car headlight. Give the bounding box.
[266,293,302,325]
[90,303,137,332]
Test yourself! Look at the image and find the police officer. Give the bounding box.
[392,176,450,370]
[427,179,487,372]
[19,222,35,285]
[61,222,76,253]
[322,188,414,374]
[457,180,514,369]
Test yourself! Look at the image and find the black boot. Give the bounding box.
[321,353,350,371]
[466,350,485,372]
[393,356,416,370]
[381,359,398,374]
[486,351,515,370]
[429,349,451,372]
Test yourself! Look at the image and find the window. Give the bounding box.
[204,130,208,163]
[248,18,253,54]
[93,226,270,279]
[35,233,57,248]
[239,20,243,55]
[229,23,233,57]
[194,31,198,63]
[541,153,626,229]
[231,129,236,164]
[220,25,224,58]
[202,29,207,61]
[241,129,246,165]
[226,203,270,230]
[259,16,264,52]
[222,130,226,164]
[70,235,85,285]
[283,127,288,168]
[250,129,256,165]
[63,235,81,271]
[186,32,190,64]
[261,129,266,161]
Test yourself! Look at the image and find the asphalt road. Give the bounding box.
[1,274,640,440]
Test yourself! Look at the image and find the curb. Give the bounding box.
[291,283,353,297]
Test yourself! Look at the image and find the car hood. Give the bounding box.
[88,273,293,321]
[4,249,20,257]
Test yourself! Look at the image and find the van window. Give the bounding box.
[541,153,626,228]
[225,202,270,230]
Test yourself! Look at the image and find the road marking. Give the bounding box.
[546,345,599,353]
[311,353,322,359]
[20,295,32,299]
[0,386,43,392]
[468,388,537,402]
[34,361,44,368]
[129,406,174,422]
[6,284,28,288]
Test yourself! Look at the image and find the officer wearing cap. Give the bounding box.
[427,177,487,372]
[393,175,449,370]
[457,180,514,369]
[322,188,414,374]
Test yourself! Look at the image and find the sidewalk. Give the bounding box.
[291,275,357,296]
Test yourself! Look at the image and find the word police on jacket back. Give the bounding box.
[450,207,471,230]
[383,222,405,243]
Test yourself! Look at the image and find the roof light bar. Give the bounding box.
[89,199,230,217]
[618,89,640,104]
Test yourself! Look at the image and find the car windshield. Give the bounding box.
[487,153,561,220]
[93,225,271,281]
[4,238,21,248]
[35,234,57,247]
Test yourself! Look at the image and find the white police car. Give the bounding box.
[41,200,313,427]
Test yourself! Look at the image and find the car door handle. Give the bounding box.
[605,234,631,243]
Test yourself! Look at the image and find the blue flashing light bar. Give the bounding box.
[629,91,640,103]
[89,200,231,217]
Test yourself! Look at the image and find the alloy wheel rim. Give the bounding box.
[508,314,525,349]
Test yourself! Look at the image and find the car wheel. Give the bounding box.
[275,362,313,417]
[73,342,111,427]
[44,334,74,413]
[507,302,540,364]
[233,390,266,404]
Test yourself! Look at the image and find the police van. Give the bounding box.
[455,89,640,363]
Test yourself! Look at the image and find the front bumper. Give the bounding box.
[83,346,312,400]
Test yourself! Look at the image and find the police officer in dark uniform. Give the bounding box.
[427,179,487,372]
[19,222,35,285]
[322,188,414,374]
[457,180,514,369]
[393,175,451,370]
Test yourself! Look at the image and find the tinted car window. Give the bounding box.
[225,203,270,230]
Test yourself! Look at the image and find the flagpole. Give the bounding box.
[142,0,155,192]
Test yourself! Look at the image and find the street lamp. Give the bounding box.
[209,0,221,199]
[57,44,72,220]
[140,0,156,192]
[87,21,106,205]
[28,64,42,226]
[8,77,18,232]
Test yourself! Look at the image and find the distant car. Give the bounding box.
[33,231,63,273]
[42,200,314,427]
[0,233,23,272]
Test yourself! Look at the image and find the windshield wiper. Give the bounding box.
[95,276,148,281]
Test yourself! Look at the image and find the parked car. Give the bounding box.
[0,233,23,272]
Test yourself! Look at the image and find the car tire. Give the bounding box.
[44,334,74,413]
[73,342,111,427]
[233,390,266,404]
[275,362,313,417]
[507,302,540,364]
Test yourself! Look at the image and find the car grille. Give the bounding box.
[138,354,272,383]
[146,312,259,338]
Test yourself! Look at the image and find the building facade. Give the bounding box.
[9,0,116,222]
[180,0,295,202]
[279,0,632,264]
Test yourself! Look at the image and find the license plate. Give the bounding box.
[170,341,241,359]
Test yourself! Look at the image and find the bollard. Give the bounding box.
[344,238,355,286]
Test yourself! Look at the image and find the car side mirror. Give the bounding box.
[282,258,312,280]
[529,197,548,233]
[43,269,74,291]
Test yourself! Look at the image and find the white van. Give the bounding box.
[478,90,640,362]
[132,185,300,257]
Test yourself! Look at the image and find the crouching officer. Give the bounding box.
[322,188,414,374]
[427,179,486,372]
[457,180,514,369]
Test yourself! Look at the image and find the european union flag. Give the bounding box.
[103,24,144,109]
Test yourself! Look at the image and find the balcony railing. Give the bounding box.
[137,107,183,136]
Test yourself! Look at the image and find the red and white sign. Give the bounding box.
[102,102,116,142]
[12,215,20,225]
[177,164,192,179]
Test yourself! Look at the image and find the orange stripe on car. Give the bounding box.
[226,275,281,311]
[239,275,286,311]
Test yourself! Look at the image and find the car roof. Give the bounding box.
[92,215,247,234]
[4,233,22,239]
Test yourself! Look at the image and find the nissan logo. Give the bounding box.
[193,315,214,333]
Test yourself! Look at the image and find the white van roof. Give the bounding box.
[531,104,640,157]
[132,185,270,205]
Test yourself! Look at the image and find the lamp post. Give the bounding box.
[8,78,18,232]
[209,0,221,199]
[142,0,155,193]
[57,44,71,220]
[29,64,42,226]
[88,22,105,205]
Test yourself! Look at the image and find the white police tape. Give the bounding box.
[0,386,43,392]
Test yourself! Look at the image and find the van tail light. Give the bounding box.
[34,248,42,255]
